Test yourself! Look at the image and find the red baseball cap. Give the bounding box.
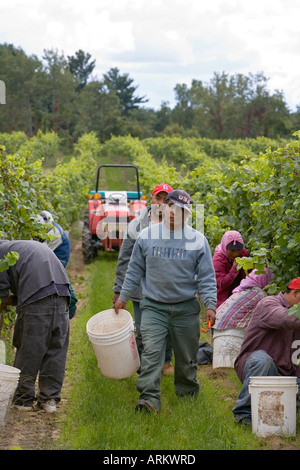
[288,278,300,290]
[152,184,174,196]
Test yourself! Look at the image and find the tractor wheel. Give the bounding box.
[82,226,97,263]
[83,209,89,228]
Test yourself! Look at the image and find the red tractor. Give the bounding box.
[82,164,146,263]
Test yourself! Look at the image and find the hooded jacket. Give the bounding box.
[212,231,250,308]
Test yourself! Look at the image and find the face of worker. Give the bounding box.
[150,191,168,219]
[226,248,243,261]
[165,201,189,229]
[288,289,300,307]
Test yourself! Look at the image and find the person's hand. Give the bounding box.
[112,292,120,304]
[205,308,216,327]
[232,259,239,269]
[114,299,127,315]
[0,295,15,311]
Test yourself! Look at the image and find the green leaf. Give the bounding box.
[0,251,19,272]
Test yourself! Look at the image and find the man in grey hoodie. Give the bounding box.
[114,190,217,412]
[112,183,174,374]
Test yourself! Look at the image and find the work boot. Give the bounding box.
[135,399,157,413]
[162,362,174,376]
[37,399,57,413]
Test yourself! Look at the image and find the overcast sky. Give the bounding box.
[1,0,299,111]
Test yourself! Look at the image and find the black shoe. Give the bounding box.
[235,415,252,426]
[135,399,157,413]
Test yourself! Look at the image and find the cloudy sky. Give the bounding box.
[0,0,299,110]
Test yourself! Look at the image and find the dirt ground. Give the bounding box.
[0,237,87,450]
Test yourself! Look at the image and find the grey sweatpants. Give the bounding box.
[13,294,69,406]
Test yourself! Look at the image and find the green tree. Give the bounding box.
[73,80,123,141]
[67,49,96,92]
[154,101,172,133]
[0,44,43,136]
[41,49,77,135]
[104,67,148,116]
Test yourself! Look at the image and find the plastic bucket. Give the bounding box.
[212,328,245,368]
[86,309,140,379]
[249,376,298,437]
[0,364,20,425]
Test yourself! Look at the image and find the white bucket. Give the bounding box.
[86,309,140,379]
[0,364,20,425]
[249,376,298,437]
[212,328,245,368]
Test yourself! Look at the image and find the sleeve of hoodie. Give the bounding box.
[112,207,149,294]
[196,237,217,311]
[118,237,146,303]
[112,234,136,294]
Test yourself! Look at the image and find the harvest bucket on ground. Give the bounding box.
[212,328,245,368]
[0,364,20,425]
[249,376,298,437]
[86,309,140,379]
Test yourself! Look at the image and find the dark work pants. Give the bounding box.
[132,300,173,364]
[137,297,200,411]
[13,294,69,406]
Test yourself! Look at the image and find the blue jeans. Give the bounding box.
[132,300,173,364]
[233,350,300,421]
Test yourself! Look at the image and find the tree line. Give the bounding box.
[0,43,299,149]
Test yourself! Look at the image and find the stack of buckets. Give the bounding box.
[86,309,140,379]
[249,376,298,437]
[0,363,20,425]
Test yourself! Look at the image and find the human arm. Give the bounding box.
[114,299,127,314]
[258,295,300,330]
[112,234,136,301]
[213,256,240,290]
[0,295,17,311]
[114,238,146,313]
[205,308,216,326]
[213,248,250,290]
[196,238,217,325]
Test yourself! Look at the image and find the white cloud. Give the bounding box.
[0,0,299,110]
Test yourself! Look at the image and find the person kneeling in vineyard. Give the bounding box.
[0,240,71,413]
[114,190,217,413]
[233,278,300,426]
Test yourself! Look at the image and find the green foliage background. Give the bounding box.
[0,129,299,293]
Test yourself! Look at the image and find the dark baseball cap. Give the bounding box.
[165,190,193,213]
